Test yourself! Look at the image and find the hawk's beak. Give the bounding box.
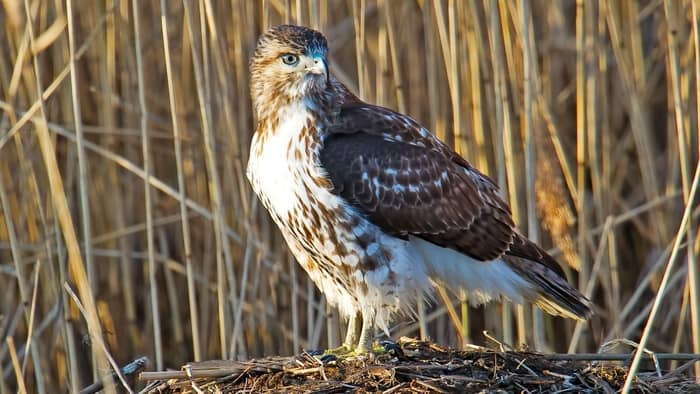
[309,56,329,83]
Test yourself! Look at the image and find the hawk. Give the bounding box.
[247,25,591,354]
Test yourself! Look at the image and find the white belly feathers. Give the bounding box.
[247,103,310,218]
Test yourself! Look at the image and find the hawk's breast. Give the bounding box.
[247,103,313,220]
[247,102,373,317]
[246,102,350,264]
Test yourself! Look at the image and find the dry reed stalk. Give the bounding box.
[691,0,700,380]
[623,159,700,391]
[352,0,367,100]
[132,0,162,372]
[431,0,452,145]
[0,165,45,394]
[383,2,405,114]
[63,283,134,393]
[66,0,93,296]
[605,1,668,247]
[519,0,547,352]
[422,1,439,146]
[20,260,39,376]
[183,0,239,359]
[575,0,589,293]
[231,214,258,355]
[464,2,488,173]
[661,0,700,380]
[17,2,111,392]
[487,0,522,346]
[159,0,201,362]
[5,337,25,394]
[568,216,614,353]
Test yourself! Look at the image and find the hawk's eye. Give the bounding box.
[280,53,300,66]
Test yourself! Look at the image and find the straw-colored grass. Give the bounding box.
[0,1,699,392]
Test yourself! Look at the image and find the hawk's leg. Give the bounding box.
[355,313,374,354]
[315,312,362,359]
[342,311,362,349]
[316,312,387,358]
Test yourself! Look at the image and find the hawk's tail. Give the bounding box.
[411,236,592,320]
[503,255,592,321]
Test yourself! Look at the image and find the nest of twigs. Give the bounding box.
[138,337,700,393]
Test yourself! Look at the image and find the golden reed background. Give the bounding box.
[0,0,699,392]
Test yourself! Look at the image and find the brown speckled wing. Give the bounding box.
[321,104,517,262]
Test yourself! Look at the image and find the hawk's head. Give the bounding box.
[250,25,329,117]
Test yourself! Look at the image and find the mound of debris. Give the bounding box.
[138,337,700,393]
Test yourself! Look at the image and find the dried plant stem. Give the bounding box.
[604,1,666,245]
[669,0,700,380]
[289,255,301,352]
[5,337,25,394]
[623,159,700,392]
[519,0,545,351]
[66,0,94,293]
[691,0,700,378]
[132,0,163,371]
[465,1,488,172]
[0,0,117,151]
[568,217,614,353]
[489,0,522,345]
[0,168,43,393]
[21,1,111,391]
[434,285,466,341]
[383,3,405,113]
[31,119,246,243]
[160,0,202,362]
[352,0,367,100]
[20,261,40,376]
[183,0,239,358]
[63,284,132,393]
[231,207,258,356]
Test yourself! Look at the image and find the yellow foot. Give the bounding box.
[312,340,403,362]
[310,344,359,362]
[371,343,386,353]
[322,344,355,357]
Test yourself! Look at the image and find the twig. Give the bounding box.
[622,158,700,392]
[545,353,700,362]
[64,283,132,393]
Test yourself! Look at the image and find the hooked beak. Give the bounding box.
[308,56,329,83]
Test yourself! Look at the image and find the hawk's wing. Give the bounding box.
[321,103,566,278]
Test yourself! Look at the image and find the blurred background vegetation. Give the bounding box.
[0,0,699,392]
